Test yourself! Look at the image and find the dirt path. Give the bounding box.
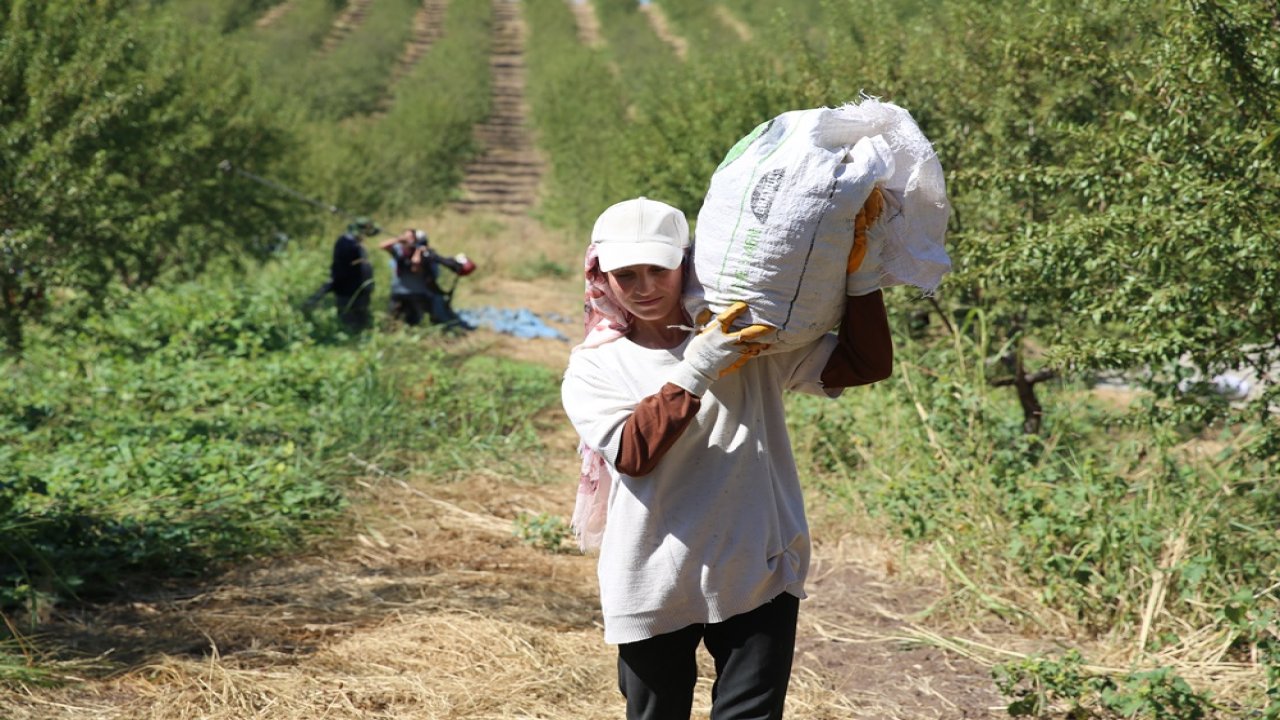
[639,1,689,61]
[390,0,448,83]
[568,0,604,49]
[569,0,623,84]
[254,0,296,29]
[320,0,376,54]
[370,0,449,114]
[714,4,752,42]
[450,0,543,217]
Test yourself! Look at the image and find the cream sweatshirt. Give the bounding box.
[562,334,839,644]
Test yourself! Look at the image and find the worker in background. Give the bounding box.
[379,228,475,331]
[328,217,378,333]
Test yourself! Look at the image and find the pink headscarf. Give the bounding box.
[569,243,695,550]
[569,244,631,551]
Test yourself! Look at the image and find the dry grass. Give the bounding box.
[638,2,689,61]
[5,621,882,720]
[713,5,752,42]
[4,444,898,719]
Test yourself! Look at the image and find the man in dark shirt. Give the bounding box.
[329,217,378,333]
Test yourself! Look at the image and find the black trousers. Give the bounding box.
[390,293,429,326]
[617,593,799,720]
[391,292,465,329]
[333,292,370,333]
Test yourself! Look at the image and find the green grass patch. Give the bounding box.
[0,644,53,687]
[787,303,1277,713]
[0,241,561,620]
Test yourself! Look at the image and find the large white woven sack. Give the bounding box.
[686,99,951,349]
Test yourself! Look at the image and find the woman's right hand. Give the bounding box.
[668,302,772,396]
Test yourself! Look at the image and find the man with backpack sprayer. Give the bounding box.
[379,228,476,331]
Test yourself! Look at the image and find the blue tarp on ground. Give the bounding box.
[458,306,568,341]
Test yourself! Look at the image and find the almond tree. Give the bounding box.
[0,0,305,354]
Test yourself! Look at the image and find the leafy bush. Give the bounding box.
[794,303,1279,631]
[0,0,308,354]
[527,0,1278,455]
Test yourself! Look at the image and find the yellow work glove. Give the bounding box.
[846,186,898,296]
[667,302,772,396]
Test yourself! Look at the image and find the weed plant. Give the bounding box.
[513,512,574,554]
[787,300,1278,711]
[992,650,1215,719]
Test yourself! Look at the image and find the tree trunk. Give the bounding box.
[993,337,1056,435]
[0,268,34,356]
[1012,356,1044,435]
[1,298,23,356]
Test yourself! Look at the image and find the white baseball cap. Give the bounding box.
[590,197,689,272]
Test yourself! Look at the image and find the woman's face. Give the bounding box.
[606,263,684,324]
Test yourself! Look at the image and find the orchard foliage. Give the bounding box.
[0,0,308,354]
[299,0,493,216]
[934,0,1280,438]
[524,0,631,230]
[530,0,1278,449]
[1,0,497,356]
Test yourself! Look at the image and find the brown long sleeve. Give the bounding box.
[820,290,894,389]
[614,383,701,477]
